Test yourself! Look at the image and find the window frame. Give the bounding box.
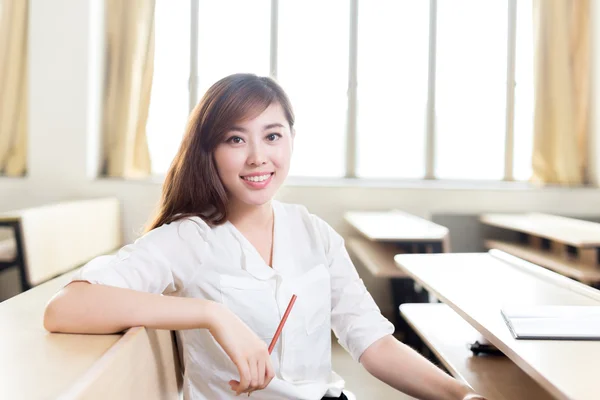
[185,0,522,181]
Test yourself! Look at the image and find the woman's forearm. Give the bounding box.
[360,335,475,400]
[43,281,218,334]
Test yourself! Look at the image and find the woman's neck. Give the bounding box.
[227,200,274,231]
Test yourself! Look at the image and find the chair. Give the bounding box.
[0,197,121,293]
[344,390,357,400]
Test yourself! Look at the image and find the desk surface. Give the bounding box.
[400,303,553,400]
[395,250,600,400]
[0,270,180,399]
[480,213,600,248]
[345,210,449,242]
[346,236,407,278]
[485,239,600,284]
[0,271,121,399]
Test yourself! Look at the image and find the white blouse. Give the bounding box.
[72,200,394,400]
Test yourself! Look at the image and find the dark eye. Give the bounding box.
[266,133,282,141]
[227,136,244,144]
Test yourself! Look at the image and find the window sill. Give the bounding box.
[284,177,598,192]
[0,175,27,180]
[95,175,599,192]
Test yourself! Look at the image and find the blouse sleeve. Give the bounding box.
[311,214,395,362]
[70,218,208,295]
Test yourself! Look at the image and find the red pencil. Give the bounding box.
[268,294,297,354]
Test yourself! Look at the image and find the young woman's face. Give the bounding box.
[214,102,293,208]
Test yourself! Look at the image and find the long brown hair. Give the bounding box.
[146,73,295,231]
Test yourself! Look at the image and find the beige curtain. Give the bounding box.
[0,0,28,176]
[531,0,590,185]
[103,0,155,178]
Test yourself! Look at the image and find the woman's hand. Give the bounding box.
[462,394,487,400]
[207,302,275,396]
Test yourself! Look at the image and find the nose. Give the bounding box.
[246,141,267,166]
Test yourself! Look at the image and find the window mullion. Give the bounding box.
[346,0,359,178]
[189,0,199,112]
[270,0,279,79]
[504,0,517,181]
[425,0,437,179]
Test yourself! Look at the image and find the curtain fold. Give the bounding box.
[0,0,28,176]
[531,0,590,185]
[103,0,155,178]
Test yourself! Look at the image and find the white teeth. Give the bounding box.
[243,174,271,182]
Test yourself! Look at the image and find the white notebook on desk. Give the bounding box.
[501,306,600,340]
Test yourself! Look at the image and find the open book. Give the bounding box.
[501,306,600,340]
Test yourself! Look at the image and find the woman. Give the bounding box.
[44,74,485,400]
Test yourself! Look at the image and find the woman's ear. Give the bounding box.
[291,128,295,150]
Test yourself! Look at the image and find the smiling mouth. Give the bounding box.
[240,172,274,183]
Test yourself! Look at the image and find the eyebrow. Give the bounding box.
[229,123,286,133]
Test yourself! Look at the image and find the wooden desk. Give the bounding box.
[344,210,450,277]
[346,237,407,278]
[345,210,450,251]
[0,271,181,399]
[481,213,600,286]
[480,213,600,248]
[400,303,552,400]
[395,250,600,400]
[345,210,450,349]
[485,239,600,285]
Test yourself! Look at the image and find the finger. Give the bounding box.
[230,381,253,396]
[229,380,242,395]
[235,361,251,395]
[257,358,266,389]
[248,357,259,392]
[264,358,275,388]
[245,361,258,397]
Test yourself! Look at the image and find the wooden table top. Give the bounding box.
[345,210,449,243]
[480,213,600,248]
[0,270,121,399]
[395,250,600,400]
[400,303,553,400]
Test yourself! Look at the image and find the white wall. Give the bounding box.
[2,0,600,306]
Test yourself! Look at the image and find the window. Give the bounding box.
[146,0,190,174]
[513,0,534,181]
[278,0,349,177]
[196,0,271,96]
[435,0,508,180]
[356,0,429,179]
[148,0,534,181]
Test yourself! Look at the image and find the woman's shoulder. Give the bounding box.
[274,201,334,235]
[142,215,214,244]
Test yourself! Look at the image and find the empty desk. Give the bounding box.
[345,210,450,252]
[481,213,600,287]
[400,303,552,400]
[395,250,600,400]
[344,210,450,345]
